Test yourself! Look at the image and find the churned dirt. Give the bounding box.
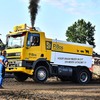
[0,77,100,100]
[0,65,100,100]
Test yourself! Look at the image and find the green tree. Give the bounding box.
[66,19,96,48]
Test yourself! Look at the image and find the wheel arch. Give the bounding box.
[76,66,91,73]
[32,58,52,77]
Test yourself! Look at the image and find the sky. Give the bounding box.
[0,0,100,53]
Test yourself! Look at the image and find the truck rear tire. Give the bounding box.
[76,69,90,84]
[14,72,28,82]
[33,66,48,83]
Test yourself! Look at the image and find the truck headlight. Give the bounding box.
[16,53,21,56]
[17,61,22,67]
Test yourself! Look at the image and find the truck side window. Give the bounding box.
[27,33,40,46]
[32,37,39,46]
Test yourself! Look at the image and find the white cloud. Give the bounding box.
[90,0,100,7]
[19,0,100,15]
[41,0,85,8]
[41,0,77,7]
[19,0,28,2]
[69,0,79,7]
[41,0,100,15]
[41,0,68,8]
[66,8,82,15]
[66,8,100,15]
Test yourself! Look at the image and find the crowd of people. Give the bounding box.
[94,58,100,65]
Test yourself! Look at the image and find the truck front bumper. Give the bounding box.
[6,67,34,75]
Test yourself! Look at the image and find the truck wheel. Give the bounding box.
[14,72,28,82]
[76,69,90,84]
[33,66,48,83]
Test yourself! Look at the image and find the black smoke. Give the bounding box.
[28,0,40,28]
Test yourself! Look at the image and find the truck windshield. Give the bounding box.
[6,32,26,49]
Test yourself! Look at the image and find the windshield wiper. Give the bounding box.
[13,45,21,48]
[7,45,21,49]
[7,46,12,49]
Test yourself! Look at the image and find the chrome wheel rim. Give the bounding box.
[37,69,46,81]
[80,72,88,83]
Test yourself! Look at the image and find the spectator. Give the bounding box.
[0,50,8,89]
[94,59,98,65]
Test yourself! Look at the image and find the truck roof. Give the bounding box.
[52,39,93,48]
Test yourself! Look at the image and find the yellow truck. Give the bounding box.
[5,24,93,84]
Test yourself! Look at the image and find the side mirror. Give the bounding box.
[26,46,31,49]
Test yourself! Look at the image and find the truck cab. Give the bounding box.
[6,24,49,81]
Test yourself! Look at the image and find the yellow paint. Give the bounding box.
[13,24,27,31]
[6,67,34,75]
[52,42,93,56]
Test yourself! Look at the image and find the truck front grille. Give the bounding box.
[7,52,20,57]
[6,52,21,60]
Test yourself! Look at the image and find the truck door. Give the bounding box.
[24,32,41,61]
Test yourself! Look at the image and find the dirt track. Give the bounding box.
[0,78,100,100]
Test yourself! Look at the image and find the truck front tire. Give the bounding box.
[14,72,28,82]
[76,69,91,84]
[33,66,48,83]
